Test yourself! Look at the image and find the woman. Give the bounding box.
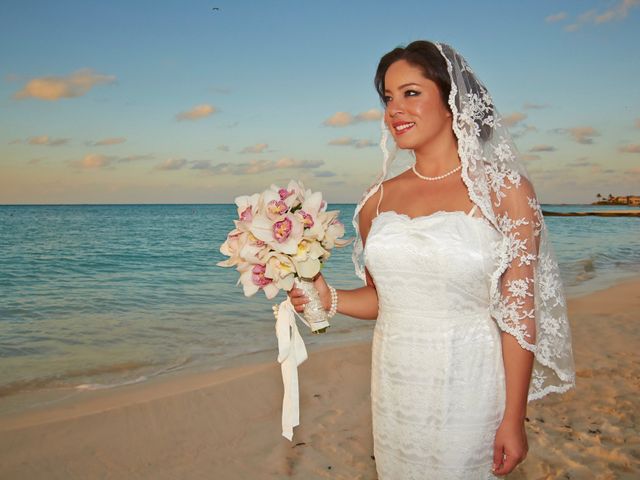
[288,41,575,479]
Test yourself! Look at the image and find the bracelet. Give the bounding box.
[327,284,338,318]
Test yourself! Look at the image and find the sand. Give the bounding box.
[1,277,639,479]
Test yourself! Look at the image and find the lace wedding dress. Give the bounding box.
[364,191,505,479]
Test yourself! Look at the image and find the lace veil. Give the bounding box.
[351,41,575,401]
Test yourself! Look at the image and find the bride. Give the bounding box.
[288,40,575,479]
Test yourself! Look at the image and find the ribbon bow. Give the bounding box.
[273,297,311,441]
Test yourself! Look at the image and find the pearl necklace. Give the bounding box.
[411,162,461,181]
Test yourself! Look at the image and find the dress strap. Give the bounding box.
[467,203,478,217]
[376,184,384,216]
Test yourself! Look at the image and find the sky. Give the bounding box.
[1,0,639,205]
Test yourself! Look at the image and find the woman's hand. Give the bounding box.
[492,417,528,476]
[286,272,331,313]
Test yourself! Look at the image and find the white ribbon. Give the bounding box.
[274,297,310,441]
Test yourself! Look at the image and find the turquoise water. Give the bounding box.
[0,203,638,414]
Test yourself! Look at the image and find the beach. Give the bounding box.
[1,277,639,479]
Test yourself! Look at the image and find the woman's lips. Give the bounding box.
[394,122,415,135]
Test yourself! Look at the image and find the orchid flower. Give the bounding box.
[250,211,304,256]
[234,193,261,223]
[237,261,280,299]
[264,251,296,291]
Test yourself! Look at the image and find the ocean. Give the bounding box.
[1,203,638,415]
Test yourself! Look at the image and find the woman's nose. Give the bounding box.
[386,98,404,117]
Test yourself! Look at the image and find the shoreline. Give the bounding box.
[1,276,639,478]
[0,271,634,422]
[542,209,640,217]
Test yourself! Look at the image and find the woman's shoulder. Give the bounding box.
[360,184,381,220]
[361,175,407,212]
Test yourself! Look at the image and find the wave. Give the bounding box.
[0,356,192,399]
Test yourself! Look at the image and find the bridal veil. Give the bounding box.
[351,41,575,401]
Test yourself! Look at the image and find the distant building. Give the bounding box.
[612,195,640,205]
[592,195,640,205]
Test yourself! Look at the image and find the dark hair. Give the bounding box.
[374,40,451,113]
[375,40,495,142]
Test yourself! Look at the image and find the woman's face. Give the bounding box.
[383,59,452,151]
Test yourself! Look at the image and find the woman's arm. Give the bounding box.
[492,176,539,475]
[295,271,379,320]
[492,336,533,475]
[288,186,381,320]
[501,333,534,422]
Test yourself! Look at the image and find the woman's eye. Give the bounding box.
[406,90,420,97]
[383,96,391,104]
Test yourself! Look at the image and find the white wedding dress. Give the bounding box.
[364,189,506,479]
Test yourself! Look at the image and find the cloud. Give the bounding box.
[92,137,126,146]
[70,153,153,169]
[12,68,116,101]
[523,102,548,110]
[567,158,595,167]
[552,126,600,144]
[328,136,376,148]
[274,157,322,169]
[240,143,268,154]
[202,157,324,175]
[328,136,355,146]
[155,158,189,170]
[323,109,382,127]
[354,139,376,148]
[618,144,640,153]
[521,154,540,162]
[563,0,639,31]
[510,124,537,139]
[502,112,527,127]
[545,12,567,22]
[71,153,115,169]
[175,104,216,121]
[568,126,600,144]
[355,109,382,122]
[324,111,354,127]
[218,144,230,152]
[593,0,639,23]
[164,157,324,175]
[624,167,640,175]
[313,170,337,178]
[118,153,154,163]
[635,118,640,128]
[191,160,213,170]
[24,135,70,146]
[529,145,556,152]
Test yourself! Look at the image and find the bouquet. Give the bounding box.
[216,179,352,333]
[216,179,352,441]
